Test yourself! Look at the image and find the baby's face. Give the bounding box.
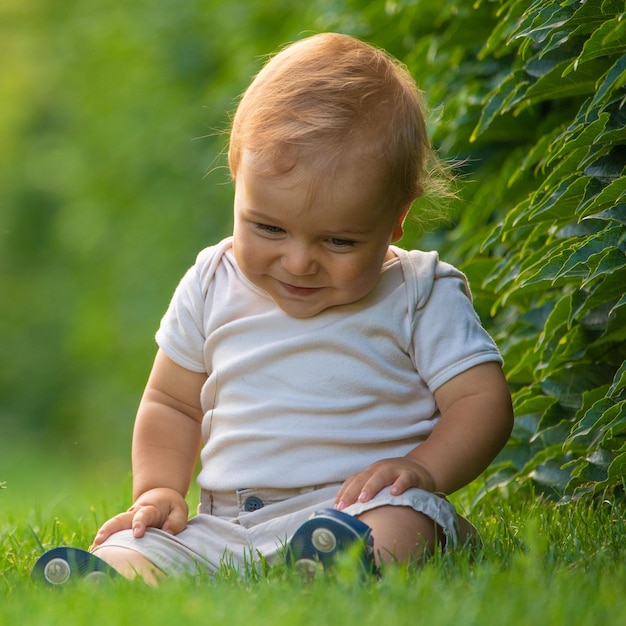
[232,151,406,318]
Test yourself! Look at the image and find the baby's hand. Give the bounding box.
[91,487,189,548]
[334,457,436,511]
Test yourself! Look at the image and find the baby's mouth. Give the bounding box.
[278,280,322,297]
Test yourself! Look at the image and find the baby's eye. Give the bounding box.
[256,223,284,235]
[328,237,356,248]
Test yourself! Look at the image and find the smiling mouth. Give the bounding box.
[278,281,322,297]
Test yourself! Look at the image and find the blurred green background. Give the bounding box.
[2,0,357,465]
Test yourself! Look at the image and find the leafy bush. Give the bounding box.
[472,0,626,500]
[322,0,625,499]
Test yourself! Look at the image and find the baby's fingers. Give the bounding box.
[389,471,419,496]
[130,504,168,538]
[161,504,188,536]
[356,468,401,503]
[91,511,134,547]
[335,472,371,510]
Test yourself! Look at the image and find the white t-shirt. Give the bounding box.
[156,237,502,491]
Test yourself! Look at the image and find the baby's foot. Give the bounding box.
[31,547,117,586]
[286,508,376,580]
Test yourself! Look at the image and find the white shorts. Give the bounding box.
[93,484,476,576]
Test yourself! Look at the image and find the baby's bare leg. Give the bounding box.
[357,505,444,566]
[92,546,164,586]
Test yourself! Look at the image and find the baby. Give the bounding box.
[32,32,513,585]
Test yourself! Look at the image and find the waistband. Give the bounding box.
[199,484,341,517]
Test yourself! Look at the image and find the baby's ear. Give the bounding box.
[391,203,411,242]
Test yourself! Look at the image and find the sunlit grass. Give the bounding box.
[2,441,626,625]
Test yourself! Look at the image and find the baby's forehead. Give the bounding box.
[238,147,393,213]
[240,145,300,178]
[241,128,386,171]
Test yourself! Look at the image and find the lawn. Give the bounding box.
[2,440,625,625]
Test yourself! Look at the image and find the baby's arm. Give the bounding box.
[92,349,206,546]
[335,361,513,509]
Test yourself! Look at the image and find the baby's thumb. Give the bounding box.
[161,505,188,536]
[131,504,164,538]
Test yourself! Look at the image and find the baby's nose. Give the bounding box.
[281,243,318,276]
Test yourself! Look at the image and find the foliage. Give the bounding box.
[322,0,625,500]
[467,0,626,501]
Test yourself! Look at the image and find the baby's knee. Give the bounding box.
[92,545,164,586]
[357,505,444,565]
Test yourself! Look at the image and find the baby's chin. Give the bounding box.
[272,291,370,319]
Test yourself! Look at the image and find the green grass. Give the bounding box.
[2,441,626,625]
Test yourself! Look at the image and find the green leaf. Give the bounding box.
[498,249,567,296]
[512,413,542,442]
[479,0,528,58]
[600,15,626,46]
[522,59,614,109]
[600,0,626,16]
[536,146,592,195]
[602,400,626,440]
[541,364,610,411]
[609,293,626,330]
[571,398,623,440]
[609,293,626,318]
[554,226,625,281]
[528,177,591,222]
[534,402,577,443]
[566,447,614,493]
[508,129,559,185]
[571,270,626,323]
[577,176,626,220]
[513,2,578,44]
[509,236,580,287]
[566,385,613,439]
[597,120,626,145]
[530,458,572,491]
[514,390,559,416]
[582,204,626,225]
[563,17,626,73]
[474,465,519,500]
[552,325,590,362]
[538,25,583,58]
[540,114,609,171]
[582,247,626,285]
[594,301,626,346]
[606,450,626,482]
[567,0,625,27]
[470,70,529,141]
[526,46,579,79]
[608,361,626,397]
[536,291,572,347]
[506,348,541,383]
[586,55,626,112]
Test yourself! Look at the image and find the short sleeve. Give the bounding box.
[155,264,207,373]
[411,274,503,392]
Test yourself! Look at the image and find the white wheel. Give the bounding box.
[295,558,321,581]
[311,528,337,553]
[43,558,71,585]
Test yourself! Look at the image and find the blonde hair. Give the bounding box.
[229,33,445,212]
